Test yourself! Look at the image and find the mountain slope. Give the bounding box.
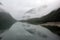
[20,8,60,36]
[0,8,16,34]
[20,8,60,24]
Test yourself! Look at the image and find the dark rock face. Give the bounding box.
[0,11,16,32]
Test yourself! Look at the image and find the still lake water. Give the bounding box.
[1,22,60,40]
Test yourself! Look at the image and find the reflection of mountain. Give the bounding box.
[20,8,60,36]
[0,8,16,34]
[1,22,60,40]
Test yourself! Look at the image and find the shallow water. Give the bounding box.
[1,22,60,40]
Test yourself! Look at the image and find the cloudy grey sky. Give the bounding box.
[0,0,60,20]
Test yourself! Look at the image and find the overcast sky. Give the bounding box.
[0,0,60,20]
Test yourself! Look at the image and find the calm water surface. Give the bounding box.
[1,22,60,40]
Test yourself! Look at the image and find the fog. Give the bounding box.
[0,0,60,20]
[0,0,60,40]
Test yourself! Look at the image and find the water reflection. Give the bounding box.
[1,22,60,40]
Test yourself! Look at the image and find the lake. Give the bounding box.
[1,22,60,40]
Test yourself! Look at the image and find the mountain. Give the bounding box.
[20,8,60,36]
[20,8,60,24]
[0,8,16,34]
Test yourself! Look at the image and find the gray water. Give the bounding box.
[1,22,60,40]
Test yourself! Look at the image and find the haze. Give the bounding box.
[0,0,60,20]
